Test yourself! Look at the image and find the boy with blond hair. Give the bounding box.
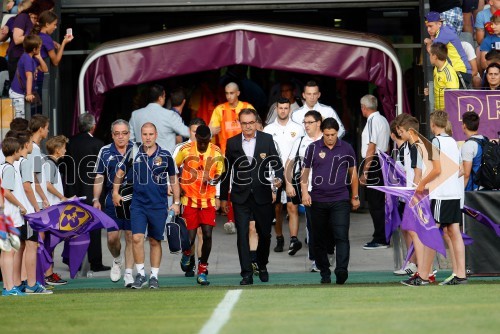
[402,110,466,286]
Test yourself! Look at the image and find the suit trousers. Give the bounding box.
[233,193,274,278]
[311,200,351,279]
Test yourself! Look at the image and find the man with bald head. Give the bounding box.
[209,82,255,233]
[113,122,181,289]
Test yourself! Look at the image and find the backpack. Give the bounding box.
[467,137,500,190]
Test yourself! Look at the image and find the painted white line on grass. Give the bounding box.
[199,289,242,334]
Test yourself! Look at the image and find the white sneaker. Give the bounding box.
[310,261,320,272]
[393,262,418,276]
[224,221,236,234]
[110,257,123,282]
[124,272,134,288]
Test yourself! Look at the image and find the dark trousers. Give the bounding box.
[233,194,273,278]
[305,205,314,261]
[311,200,351,278]
[364,157,386,244]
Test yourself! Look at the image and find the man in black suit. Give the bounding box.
[220,108,283,285]
[65,113,110,272]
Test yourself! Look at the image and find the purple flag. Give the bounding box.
[370,186,446,256]
[25,198,118,279]
[378,150,406,243]
[462,205,500,237]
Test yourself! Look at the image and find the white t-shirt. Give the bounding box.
[264,119,304,164]
[287,133,323,192]
[291,102,345,138]
[361,111,390,158]
[266,101,300,125]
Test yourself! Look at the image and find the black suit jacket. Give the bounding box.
[63,132,104,205]
[221,131,283,205]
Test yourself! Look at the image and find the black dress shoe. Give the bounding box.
[335,270,348,285]
[320,276,331,284]
[258,269,269,282]
[240,276,254,285]
[90,264,111,272]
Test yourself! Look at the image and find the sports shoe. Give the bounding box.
[110,257,123,282]
[180,253,192,272]
[124,272,134,288]
[8,234,21,251]
[428,274,436,284]
[2,286,26,296]
[439,273,456,286]
[441,275,468,285]
[400,273,429,287]
[274,236,284,252]
[288,238,302,256]
[252,262,260,276]
[45,273,68,286]
[310,261,320,272]
[393,262,418,276]
[149,276,159,289]
[131,274,147,289]
[224,221,236,234]
[0,237,12,252]
[197,273,210,286]
[15,280,27,292]
[363,241,389,250]
[25,282,53,295]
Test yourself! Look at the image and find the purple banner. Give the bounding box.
[445,90,500,141]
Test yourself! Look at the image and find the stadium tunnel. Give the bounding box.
[76,20,410,134]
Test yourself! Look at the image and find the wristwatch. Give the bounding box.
[352,195,360,200]
[173,201,181,205]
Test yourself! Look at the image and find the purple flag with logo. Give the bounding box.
[378,150,406,243]
[370,186,446,256]
[462,205,500,237]
[25,198,118,279]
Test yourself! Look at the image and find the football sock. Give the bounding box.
[136,264,145,276]
[151,267,159,279]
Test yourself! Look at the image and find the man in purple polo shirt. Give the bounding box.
[301,118,360,285]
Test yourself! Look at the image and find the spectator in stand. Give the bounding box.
[480,49,500,86]
[480,11,500,70]
[461,40,481,88]
[483,62,500,89]
[31,10,74,112]
[0,1,32,44]
[475,0,500,45]
[462,1,481,45]
[430,0,464,35]
[6,1,22,14]
[424,11,472,88]
[7,0,54,82]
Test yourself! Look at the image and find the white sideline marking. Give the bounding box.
[199,289,242,334]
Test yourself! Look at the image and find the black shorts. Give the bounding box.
[431,199,462,225]
[462,0,478,13]
[19,221,38,242]
[275,186,299,205]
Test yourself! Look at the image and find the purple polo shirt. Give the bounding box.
[8,13,33,58]
[303,138,356,203]
[11,53,38,94]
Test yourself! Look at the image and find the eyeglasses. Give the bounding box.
[240,121,256,126]
[113,131,130,136]
[303,121,318,125]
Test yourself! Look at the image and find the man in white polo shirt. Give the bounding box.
[264,97,304,255]
[291,80,345,139]
[359,94,390,250]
